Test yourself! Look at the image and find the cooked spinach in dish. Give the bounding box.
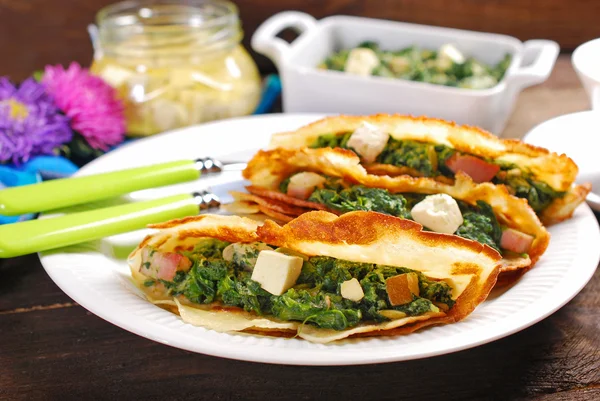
[150,239,454,331]
[319,41,511,89]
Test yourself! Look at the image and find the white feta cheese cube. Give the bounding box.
[470,61,487,76]
[458,75,498,90]
[286,172,327,200]
[410,194,464,234]
[346,122,390,163]
[340,278,364,302]
[438,43,465,64]
[251,250,304,295]
[388,56,411,74]
[344,48,380,76]
[434,56,453,72]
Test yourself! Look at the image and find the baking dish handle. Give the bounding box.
[508,40,559,89]
[251,11,317,69]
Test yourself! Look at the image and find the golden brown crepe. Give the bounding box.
[128,211,501,343]
[269,114,591,225]
[240,147,550,274]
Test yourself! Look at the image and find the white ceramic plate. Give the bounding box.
[523,110,600,211]
[38,113,600,366]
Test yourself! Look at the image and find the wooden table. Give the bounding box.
[1,55,598,400]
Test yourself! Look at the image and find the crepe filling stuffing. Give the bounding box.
[280,174,507,254]
[309,133,566,213]
[141,239,455,331]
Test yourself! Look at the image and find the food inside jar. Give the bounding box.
[91,45,261,136]
[137,239,455,331]
[319,41,511,89]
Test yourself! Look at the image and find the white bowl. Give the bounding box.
[252,12,559,135]
[524,110,600,211]
[572,38,600,110]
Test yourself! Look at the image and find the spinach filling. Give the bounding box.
[378,139,444,177]
[309,184,413,220]
[309,133,565,212]
[310,133,459,178]
[455,201,503,253]
[279,176,291,194]
[155,239,454,331]
[303,177,503,253]
[310,132,352,149]
[493,163,565,212]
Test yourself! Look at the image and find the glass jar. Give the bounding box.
[90,0,261,136]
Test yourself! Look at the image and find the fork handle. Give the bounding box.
[0,194,203,258]
[0,160,200,216]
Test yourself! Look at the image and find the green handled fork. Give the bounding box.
[0,158,245,258]
[0,157,243,215]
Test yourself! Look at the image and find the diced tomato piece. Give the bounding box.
[386,273,420,306]
[155,253,190,280]
[500,229,534,254]
[286,172,327,200]
[140,248,192,281]
[445,154,500,183]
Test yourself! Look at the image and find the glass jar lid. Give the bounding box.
[96,0,243,61]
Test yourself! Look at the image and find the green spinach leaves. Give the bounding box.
[155,240,455,332]
[309,185,412,219]
[304,178,504,253]
[455,201,503,253]
[308,131,565,213]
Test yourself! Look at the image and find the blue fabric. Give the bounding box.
[253,75,282,115]
[0,156,79,224]
[0,75,282,224]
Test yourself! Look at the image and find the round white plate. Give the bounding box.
[39,113,600,366]
[523,110,600,211]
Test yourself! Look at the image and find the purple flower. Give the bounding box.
[43,63,125,151]
[0,77,72,164]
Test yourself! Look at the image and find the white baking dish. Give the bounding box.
[252,12,559,135]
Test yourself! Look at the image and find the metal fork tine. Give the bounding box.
[192,190,222,211]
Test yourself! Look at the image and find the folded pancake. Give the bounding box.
[269,114,591,225]
[241,147,550,274]
[128,211,500,343]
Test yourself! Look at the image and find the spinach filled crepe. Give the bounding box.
[129,211,500,343]
[236,146,550,276]
[269,114,591,225]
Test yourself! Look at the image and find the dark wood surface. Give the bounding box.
[1,56,599,400]
[2,0,600,80]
